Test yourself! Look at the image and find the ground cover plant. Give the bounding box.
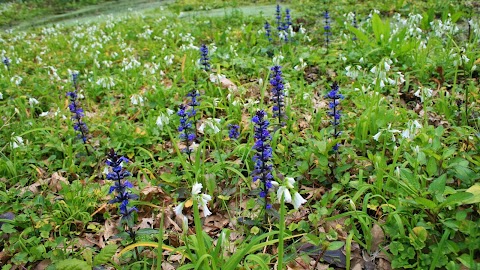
[0,0,479,269]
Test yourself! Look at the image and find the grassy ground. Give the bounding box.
[0,0,479,269]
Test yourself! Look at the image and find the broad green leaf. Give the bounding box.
[327,241,345,251]
[440,192,473,208]
[56,259,92,270]
[428,174,447,197]
[414,197,436,210]
[93,244,117,266]
[463,184,480,204]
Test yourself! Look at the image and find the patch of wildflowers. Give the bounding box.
[270,65,286,127]
[105,150,138,223]
[251,110,274,212]
[228,124,240,140]
[199,44,210,71]
[326,82,343,152]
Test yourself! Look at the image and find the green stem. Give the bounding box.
[192,198,210,270]
[278,194,285,270]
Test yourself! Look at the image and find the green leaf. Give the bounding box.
[1,223,16,234]
[463,184,480,204]
[93,244,117,266]
[428,174,447,199]
[56,259,92,270]
[327,241,345,251]
[426,157,438,176]
[414,197,436,210]
[440,192,473,208]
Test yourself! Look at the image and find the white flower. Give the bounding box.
[292,192,307,209]
[156,113,169,129]
[11,135,24,149]
[285,177,295,189]
[373,131,382,141]
[0,92,3,99]
[29,98,39,107]
[277,186,292,204]
[199,194,212,217]
[192,182,203,195]
[166,108,175,115]
[181,215,189,232]
[39,111,49,117]
[130,94,144,106]
[174,202,185,216]
[11,75,22,85]
[198,118,221,134]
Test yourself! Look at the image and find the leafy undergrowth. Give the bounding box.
[0,0,479,269]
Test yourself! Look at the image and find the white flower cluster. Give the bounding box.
[276,177,307,209]
[174,183,213,231]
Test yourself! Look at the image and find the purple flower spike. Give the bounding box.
[270,66,286,127]
[251,110,274,215]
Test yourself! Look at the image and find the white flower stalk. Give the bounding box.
[11,135,24,149]
[130,94,145,106]
[29,98,39,107]
[156,113,170,129]
[198,118,221,134]
[277,177,306,209]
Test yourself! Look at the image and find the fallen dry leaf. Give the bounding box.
[49,171,69,192]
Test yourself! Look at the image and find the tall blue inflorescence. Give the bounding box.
[66,72,89,150]
[284,8,292,30]
[326,82,343,151]
[106,149,138,223]
[264,21,273,42]
[270,66,286,127]
[228,124,240,140]
[352,12,358,41]
[251,110,274,213]
[324,10,332,52]
[282,8,292,42]
[275,4,282,33]
[178,104,195,156]
[200,44,210,72]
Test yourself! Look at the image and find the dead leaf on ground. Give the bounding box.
[49,171,69,192]
[204,213,230,235]
[103,219,119,242]
[370,223,385,251]
[33,259,51,270]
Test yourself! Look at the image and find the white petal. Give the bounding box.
[191,183,202,195]
[182,215,189,232]
[202,204,212,217]
[201,193,212,203]
[292,192,307,209]
[373,131,382,141]
[286,177,295,189]
[166,108,175,115]
[174,202,185,216]
[277,186,287,203]
[284,189,292,203]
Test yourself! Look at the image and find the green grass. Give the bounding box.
[0,0,479,269]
